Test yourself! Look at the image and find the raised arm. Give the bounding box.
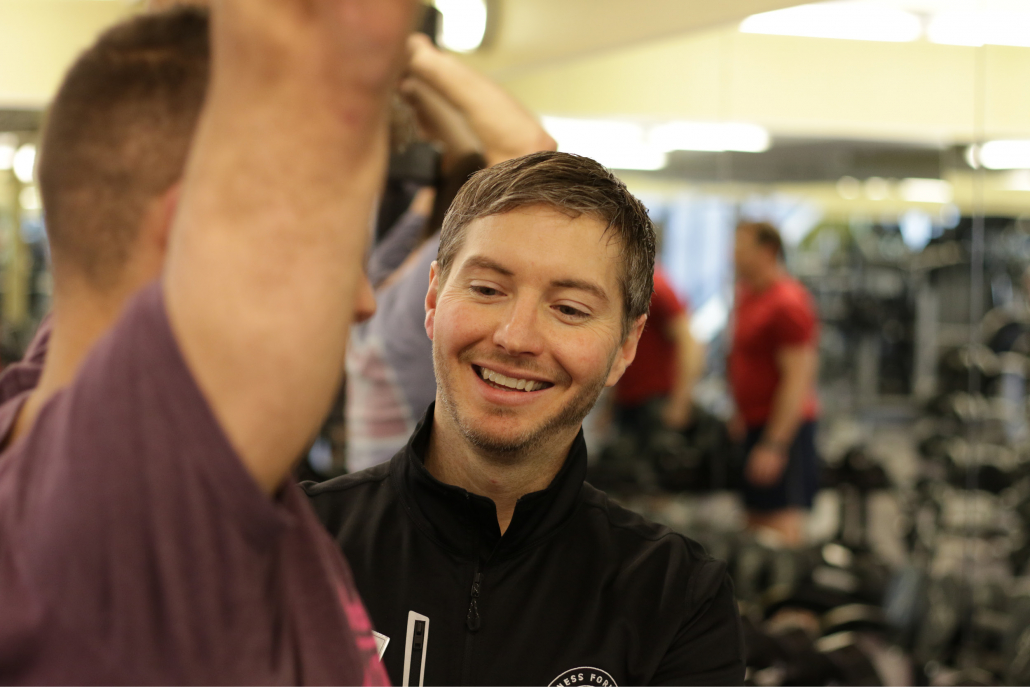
[164,0,417,492]
[406,33,555,166]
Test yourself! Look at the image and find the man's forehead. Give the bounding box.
[456,208,621,290]
[463,206,614,249]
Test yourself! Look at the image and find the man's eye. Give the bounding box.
[556,305,588,319]
[472,286,500,297]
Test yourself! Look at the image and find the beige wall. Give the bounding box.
[2,1,1029,147]
[499,28,1030,144]
[0,0,135,108]
[1,0,1029,217]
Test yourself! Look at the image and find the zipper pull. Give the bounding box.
[466,573,482,632]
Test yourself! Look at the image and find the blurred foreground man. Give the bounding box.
[0,1,414,683]
[307,152,745,686]
[729,221,821,548]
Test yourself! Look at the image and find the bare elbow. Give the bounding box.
[538,131,558,153]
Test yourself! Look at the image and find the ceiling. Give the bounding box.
[0,0,805,109]
[1,0,1030,211]
[463,0,806,77]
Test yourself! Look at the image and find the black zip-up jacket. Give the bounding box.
[305,406,745,686]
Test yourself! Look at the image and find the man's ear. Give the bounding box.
[424,260,440,341]
[604,314,647,387]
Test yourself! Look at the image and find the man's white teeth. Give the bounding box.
[478,366,544,392]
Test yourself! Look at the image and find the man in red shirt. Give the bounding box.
[729,221,820,547]
[614,267,704,443]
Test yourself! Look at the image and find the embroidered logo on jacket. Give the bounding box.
[549,667,618,687]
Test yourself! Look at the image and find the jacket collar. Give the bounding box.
[391,403,588,562]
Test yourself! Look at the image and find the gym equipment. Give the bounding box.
[816,632,884,686]
[938,345,1001,396]
[742,615,885,686]
[593,403,734,495]
[1003,593,1030,685]
[651,406,734,492]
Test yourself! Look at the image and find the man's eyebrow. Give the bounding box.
[461,255,514,276]
[461,255,610,303]
[551,278,610,304]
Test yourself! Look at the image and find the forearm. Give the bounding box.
[667,317,703,405]
[671,336,704,406]
[165,0,413,491]
[409,41,554,164]
[762,350,815,446]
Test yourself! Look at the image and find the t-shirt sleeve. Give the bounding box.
[650,558,746,686]
[773,288,817,348]
[11,282,286,675]
[649,271,687,332]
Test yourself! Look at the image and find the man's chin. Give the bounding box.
[459,419,547,456]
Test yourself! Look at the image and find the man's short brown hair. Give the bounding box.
[737,221,784,259]
[37,7,210,288]
[437,151,657,335]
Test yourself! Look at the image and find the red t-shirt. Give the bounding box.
[616,269,687,406]
[0,284,389,685]
[728,277,819,428]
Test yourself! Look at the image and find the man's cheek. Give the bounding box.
[441,306,486,346]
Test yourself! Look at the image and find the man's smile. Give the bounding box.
[472,364,556,393]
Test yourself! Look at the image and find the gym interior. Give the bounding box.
[3,0,1030,685]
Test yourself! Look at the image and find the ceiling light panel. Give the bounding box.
[740,2,923,43]
[541,117,666,171]
[12,144,35,184]
[541,118,772,171]
[977,140,1030,170]
[927,10,1030,47]
[741,1,1030,47]
[649,122,770,153]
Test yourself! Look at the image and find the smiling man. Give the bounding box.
[306,152,745,686]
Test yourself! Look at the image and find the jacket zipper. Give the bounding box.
[461,563,482,684]
[466,571,482,631]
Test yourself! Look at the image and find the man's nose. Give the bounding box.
[354,273,377,324]
[492,298,544,357]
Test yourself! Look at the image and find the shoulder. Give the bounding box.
[303,460,393,501]
[768,278,817,322]
[303,460,392,496]
[579,482,691,546]
[577,483,728,604]
[777,277,814,307]
[302,461,395,529]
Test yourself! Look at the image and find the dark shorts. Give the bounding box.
[741,420,820,512]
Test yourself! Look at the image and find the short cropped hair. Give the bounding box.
[738,221,784,259]
[37,7,210,288]
[437,151,657,335]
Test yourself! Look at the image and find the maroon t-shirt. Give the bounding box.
[728,277,819,428]
[0,283,389,685]
[615,268,687,407]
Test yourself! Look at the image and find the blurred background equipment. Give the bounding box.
[9,0,1030,684]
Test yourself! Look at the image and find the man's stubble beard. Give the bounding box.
[432,342,614,461]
